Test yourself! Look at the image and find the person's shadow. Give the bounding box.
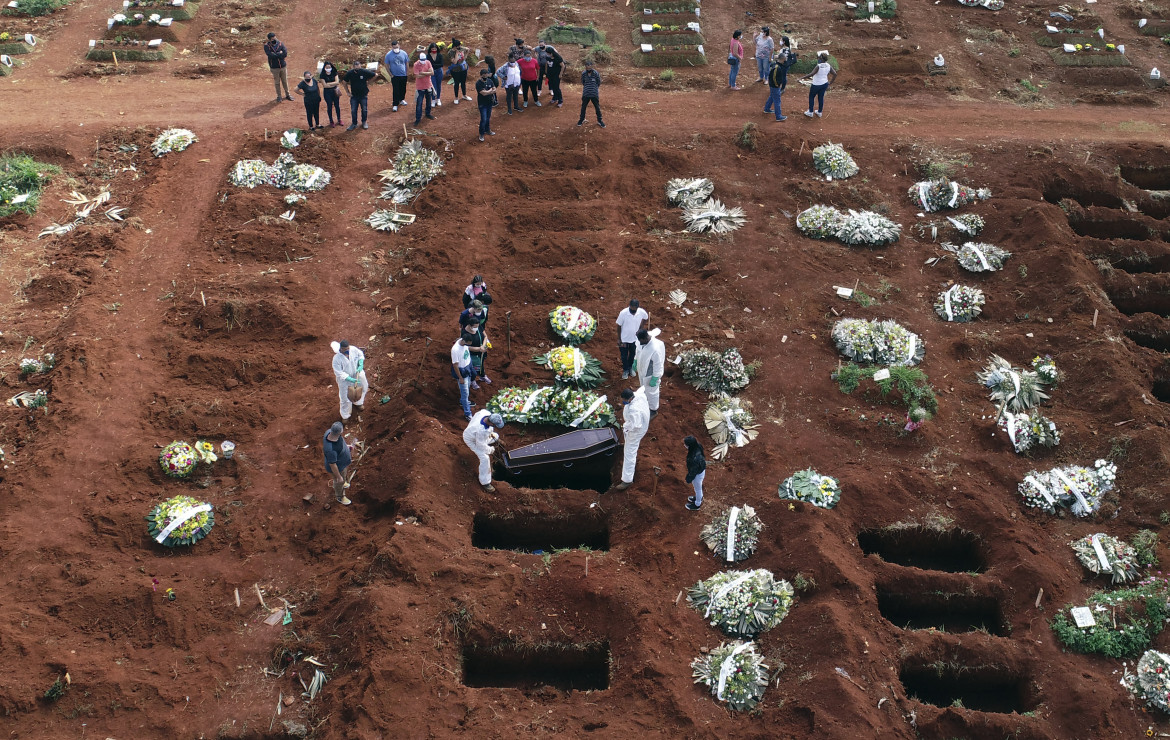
[243,99,284,119]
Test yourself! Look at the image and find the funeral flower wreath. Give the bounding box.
[779,469,842,509]
[1018,459,1116,517]
[832,318,925,366]
[699,505,763,562]
[934,284,985,322]
[811,142,859,179]
[687,568,794,638]
[151,128,196,157]
[532,345,606,389]
[691,641,769,712]
[1070,533,1140,583]
[548,305,597,344]
[680,347,752,395]
[146,494,214,547]
[486,386,615,428]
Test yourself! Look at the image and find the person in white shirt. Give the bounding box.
[615,299,648,380]
[451,335,474,420]
[614,387,650,490]
[634,328,666,417]
[801,51,838,118]
[463,410,505,492]
[331,340,368,421]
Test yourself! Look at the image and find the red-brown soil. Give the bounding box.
[2,0,1170,738]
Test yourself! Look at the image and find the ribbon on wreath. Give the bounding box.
[706,571,756,619]
[155,503,212,544]
[570,394,607,428]
[725,506,741,562]
[716,642,754,701]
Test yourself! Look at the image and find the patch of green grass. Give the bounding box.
[1047,47,1132,67]
[834,363,938,417]
[1160,511,1170,525]
[854,0,897,19]
[853,290,876,307]
[1131,530,1159,567]
[0,153,60,218]
[584,43,613,66]
[540,22,605,46]
[2,0,69,16]
[630,47,706,67]
[658,68,674,81]
[790,54,839,75]
[735,122,758,152]
[1051,578,1170,657]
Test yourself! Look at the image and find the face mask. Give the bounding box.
[324,66,332,73]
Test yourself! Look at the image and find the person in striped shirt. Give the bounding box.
[577,60,605,128]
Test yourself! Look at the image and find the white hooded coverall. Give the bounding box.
[332,345,369,420]
[463,409,497,485]
[620,387,651,484]
[635,328,666,412]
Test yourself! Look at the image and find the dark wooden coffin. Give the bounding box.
[499,428,620,483]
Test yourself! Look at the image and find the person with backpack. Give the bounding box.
[578,60,604,128]
[764,40,796,121]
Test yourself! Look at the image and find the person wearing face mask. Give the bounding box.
[319,60,341,127]
[543,44,565,107]
[614,386,650,491]
[683,436,707,510]
[615,299,648,380]
[475,68,498,141]
[634,328,666,418]
[413,49,436,125]
[518,48,540,107]
[295,70,322,130]
[460,300,492,385]
[331,339,368,421]
[501,56,522,114]
[536,41,550,97]
[447,39,472,103]
[426,43,445,107]
[383,40,409,112]
[342,59,376,131]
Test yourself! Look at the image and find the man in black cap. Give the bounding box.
[323,421,353,505]
[264,32,292,102]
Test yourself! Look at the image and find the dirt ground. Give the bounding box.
[2,0,1170,737]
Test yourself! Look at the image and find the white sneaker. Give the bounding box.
[464,95,473,101]
[435,99,441,107]
[454,98,459,104]
[815,111,823,118]
[392,105,398,111]
[804,110,814,118]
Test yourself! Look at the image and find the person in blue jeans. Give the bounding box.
[426,43,445,106]
[683,436,707,511]
[801,50,838,118]
[342,60,376,130]
[451,334,474,420]
[764,42,795,121]
[728,30,744,89]
[475,68,497,142]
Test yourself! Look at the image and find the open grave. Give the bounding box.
[472,512,610,553]
[858,526,987,573]
[462,641,611,690]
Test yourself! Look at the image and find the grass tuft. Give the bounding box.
[0,153,60,218]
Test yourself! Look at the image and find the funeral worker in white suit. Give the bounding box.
[463,411,505,493]
[634,327,666,418]
[614,386,650,491]
[331,339,369,421]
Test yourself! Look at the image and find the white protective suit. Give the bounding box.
[635,328,666,412]
[620,387,651,484]
[463,409,498,485]
[331,343,369,420]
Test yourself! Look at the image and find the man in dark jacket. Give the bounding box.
[764,41,796,122]
[264,32,292,102]
[577,60,604,128]
[544,44,565,107]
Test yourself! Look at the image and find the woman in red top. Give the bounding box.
[517,48,541,108]
[413,51,435,125]
[728,30,744,89]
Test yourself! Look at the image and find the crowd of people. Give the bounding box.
[727,26,838,120]
[265,33,606,140]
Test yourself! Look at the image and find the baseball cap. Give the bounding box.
[488,414,505,428]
